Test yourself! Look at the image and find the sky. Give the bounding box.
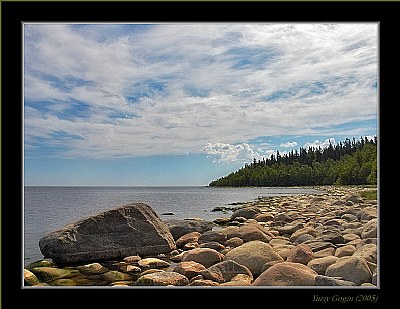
[23,23,378,186]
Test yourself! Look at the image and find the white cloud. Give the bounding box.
[280,141,298,148]
[303,138,336,149]
[24,23,378,159]
[203,142,267,163]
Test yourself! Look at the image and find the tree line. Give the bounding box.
[209,136,377,187]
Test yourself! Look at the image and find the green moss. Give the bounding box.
[360,189,377,201]
[102,271,132,283]
[25,259,57,270]
[48,278,77,286]
[30,267,80,283]
[24,269,40,286]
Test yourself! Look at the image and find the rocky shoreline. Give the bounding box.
[24,185,378,287]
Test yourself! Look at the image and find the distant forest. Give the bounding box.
[209,136,377,187]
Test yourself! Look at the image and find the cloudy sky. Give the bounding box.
[23,23,378,186]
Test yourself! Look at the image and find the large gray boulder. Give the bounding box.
[39,203,176,264]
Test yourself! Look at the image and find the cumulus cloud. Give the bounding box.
[280,141,298,148]
[202,142,267,163]
[23,23,378,159]
[303,138,336,149]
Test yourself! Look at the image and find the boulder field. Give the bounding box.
[24,186,378,287]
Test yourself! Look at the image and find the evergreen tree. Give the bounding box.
[209,136,377,187]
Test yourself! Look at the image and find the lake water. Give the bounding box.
[23,186,324,265]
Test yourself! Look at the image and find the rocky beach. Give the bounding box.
[23,185,378,287]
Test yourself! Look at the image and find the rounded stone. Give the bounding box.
[252,262,317,286]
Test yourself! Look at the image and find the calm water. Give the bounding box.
[23,186,323,265]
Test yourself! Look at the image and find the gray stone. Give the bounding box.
[293,234,315,245]
[198,230,228,245]
[276,223,304,235]
[307,256,339,275]
[318,230,344,244]
[230,206,262,220]
[315,275,357,286]
[353,244,377,264]
[325,256,372,285]
[166,219,214,240]
[357,206,377,221]
[361,218,378,239]
[39,203,176,264]
[341,213,359,222]
[302,240,335,252]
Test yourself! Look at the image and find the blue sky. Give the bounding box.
[23,23,378,186]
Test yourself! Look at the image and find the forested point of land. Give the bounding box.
[209,136,377,187]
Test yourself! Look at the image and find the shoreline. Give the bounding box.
[24,184,378,287]
[23,185,326,265]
